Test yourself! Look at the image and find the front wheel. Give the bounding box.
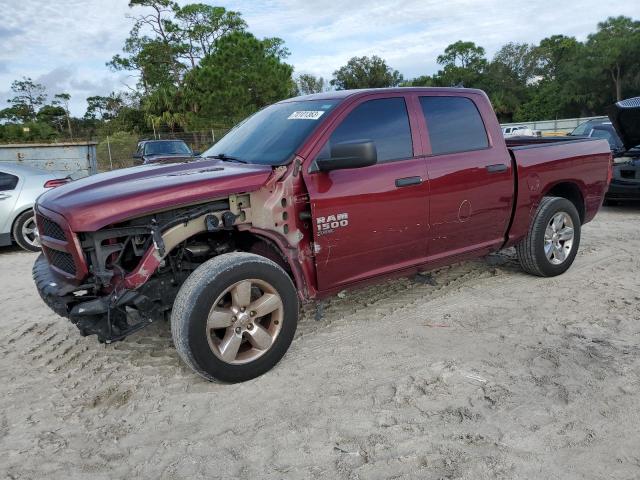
[516,196,581,277]
[171,252,298,382]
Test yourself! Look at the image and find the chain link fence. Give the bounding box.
[96,128,231,171]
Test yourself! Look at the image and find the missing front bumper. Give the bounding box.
[32,254,163,343]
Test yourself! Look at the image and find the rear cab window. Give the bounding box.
[0,172,19,191]
[318,97,413,163]
[419,96,489,155]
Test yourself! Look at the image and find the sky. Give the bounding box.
[0,0,638,116]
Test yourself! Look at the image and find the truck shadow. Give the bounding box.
[126,248,524,352]
[602,201,640,213]
[0,245,31,256]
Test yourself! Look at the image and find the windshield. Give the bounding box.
[144,141,192,156]
[202,100,339,165]
[590,129,614,145]
[571,120,608,136]
[590,128,622,150]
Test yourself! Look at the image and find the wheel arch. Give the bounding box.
[234,227,311,301]
[121,212,311,301]
[542,182,585,224]
[216,229,293,275]
[151,225,309,300]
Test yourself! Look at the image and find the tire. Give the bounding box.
[516,196,581,277]
[171,252,299,383]
[13,210,40,252]
[32,253,70,318]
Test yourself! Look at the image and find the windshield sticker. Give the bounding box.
[288,110,325,120]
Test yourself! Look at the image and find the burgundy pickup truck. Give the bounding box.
[33,88,612,382]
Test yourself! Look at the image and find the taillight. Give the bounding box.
[44,178,70,188]
[607,156,613,186]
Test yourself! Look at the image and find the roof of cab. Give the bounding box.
[280,87,486,103]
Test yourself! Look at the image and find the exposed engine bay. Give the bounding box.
[34,165,310,344]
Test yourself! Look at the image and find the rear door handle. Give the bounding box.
[486,163,508,173]
[395,176,423,187]
[0,193,11,200]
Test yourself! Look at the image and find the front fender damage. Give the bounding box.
[122,162,315,298]
[57,161,317,343]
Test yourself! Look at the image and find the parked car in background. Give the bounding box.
[569,118,609,136]
[502,125,538,137]
[0,163,70,251]
[588,124,624,153]
[133,139,200,165]
[569,113,640,204]
[605,97,640,203]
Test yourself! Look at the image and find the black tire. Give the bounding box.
[516,196,581,277]
[13,210,40,252]
[171,252,299,383]
[32,253,70,318]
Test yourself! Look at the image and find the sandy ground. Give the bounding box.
[1,206,639,479]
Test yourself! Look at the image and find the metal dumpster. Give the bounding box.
[0,142,98,178]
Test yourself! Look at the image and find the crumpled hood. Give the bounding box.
[37,159,273,231]
[608,96,640,151]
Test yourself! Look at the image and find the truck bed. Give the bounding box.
[504,136,612,248]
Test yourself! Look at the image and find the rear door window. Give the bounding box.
[321,97,413,162]
[0,172,19,191]
[419,96,489,155]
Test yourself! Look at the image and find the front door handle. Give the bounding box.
[395,176,423,187]
[486,163,508,173]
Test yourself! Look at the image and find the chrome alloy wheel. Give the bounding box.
[21,216,40,248]
[544,212,574,265]
[206,279,284,364]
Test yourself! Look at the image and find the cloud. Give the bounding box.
[0,25,24,40]
[0,0,638,115]
[36,67,76,94]
[231,0,640,80]
[0,0,133,115]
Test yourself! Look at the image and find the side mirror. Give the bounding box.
[315,140,377,172]
[133,153,142,159]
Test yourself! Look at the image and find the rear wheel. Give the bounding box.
[516,196,581,277]
[13,210,40,252]
[171,252,298,382]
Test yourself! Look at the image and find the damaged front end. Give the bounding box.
[33,253,172,342]
[35,198,248,342]
[33,162,315,343]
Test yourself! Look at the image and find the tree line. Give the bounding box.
[1,0,639,144]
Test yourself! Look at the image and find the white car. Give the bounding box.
[0,163,69,251]
[502,126,537,137]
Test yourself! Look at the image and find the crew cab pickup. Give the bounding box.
[33,88,612,382]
